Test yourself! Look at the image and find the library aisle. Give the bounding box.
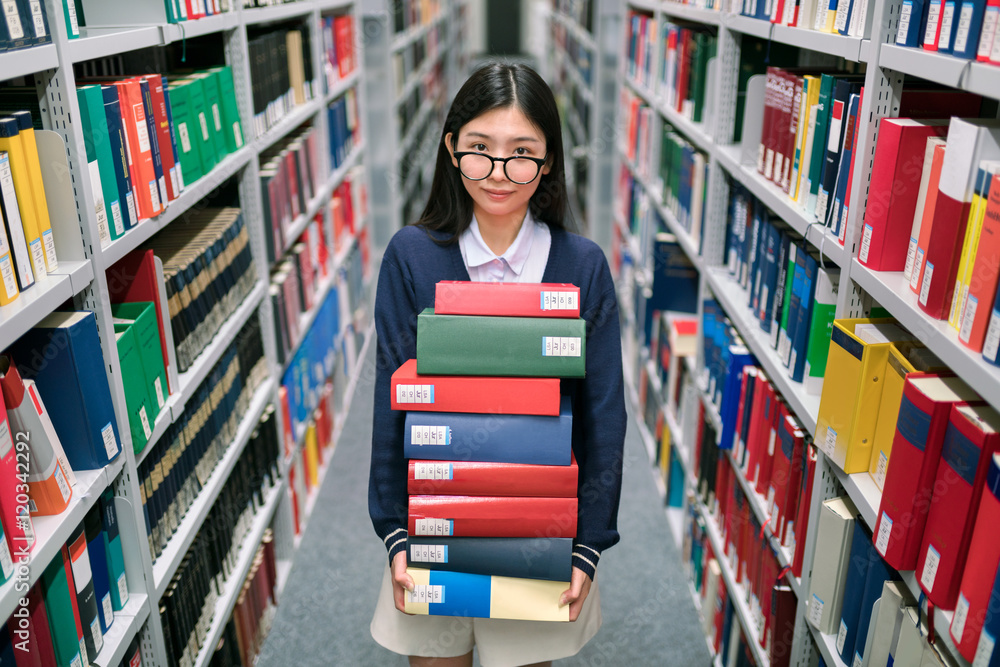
[256,343,713,667]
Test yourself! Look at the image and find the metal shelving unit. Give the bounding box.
[0,1,374,665]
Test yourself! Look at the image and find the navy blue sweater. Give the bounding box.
[368,223,627,579]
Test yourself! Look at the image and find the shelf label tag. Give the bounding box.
[414,518,453,536]
[875,512,893,556]
[396,384,435,404]
[410,544,448,563]
[953,593,970,641]
[921,544,941,591]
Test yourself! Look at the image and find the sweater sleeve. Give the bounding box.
[572,255,627,579]
[368,243,418,564]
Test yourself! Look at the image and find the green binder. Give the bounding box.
[77,85,126,240]
[40,552,85,667]
[181,77,219,174]
[416,308,587,378]
[113,324,152,454]
[112,301,167,417]
[192,70,228,162]
[210,65,245,154]
[166,81,205,184]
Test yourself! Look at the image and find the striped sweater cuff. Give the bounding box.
[384,528,408,564]
[572,543,601,580]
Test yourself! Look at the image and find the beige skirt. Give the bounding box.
[370,564,602,667]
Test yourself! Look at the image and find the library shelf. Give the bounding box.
[66,26,164,63]
[152,377,276,598]
[807,623,849,667]
[325,68,361,104]
[898,571,972,667]
[92,593,151,667]
[849,260,1000,413]
[714,144,851,269]
[253,97,322,154]
[623,75,715,155]
[243,2,316,25]
[293,455,334,552]
[162,11,241,41]
[0,44,59,83]
[342,321,375,416]
[101,145,255,267]
[390,12,446,54]
[278,140,365,258]
[722,450,802,597]
[274,559,294,601]
[698,498,772,667]
[659,2,724,26]
[396,96,436,161]
[686,577,727,667]
[561,57,595,104]
[723,16,868,62]
[704,266,822,435]
[827,455,881,529]
[627,0,662,12]
[0,260,94,351]
[879,45,1000,101]
[395,44,446,106]
[550,10,598,52]
[317,0,354,10]
[191,477,286,667]
[281,273,336,376]
[666,506,686,552]
[0,454,127,621]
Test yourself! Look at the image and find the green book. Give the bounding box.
[210,65,245,154]
[166,81,204,183]
[175,78,217,175]
[416,308,586,377]
[191,71,227,163]
[112,301,167,418]
[77,84,126,241]
[40,551,85,667]
[777,242,798,362]
[113,324,152,454]
[803,265,841,394]
[806,74,836,215]
[99,488,129,611]
[690,33,706,124]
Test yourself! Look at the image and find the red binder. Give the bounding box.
[746,374,772,488]
[917,404,1000,609]
[408,457,578,497]
[961,172,1000,352]
[874,374,981,570]
[143,74,181,202]
[433,281,582,318]
[755,399,786,499]
[770,414,804,546]
[791,445,817,577]
[407,495,578,538]
[7,586,57,667]
[951,453,1000,660]
[390,359,561,416]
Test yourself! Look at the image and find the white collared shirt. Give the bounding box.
[458,210,551,283]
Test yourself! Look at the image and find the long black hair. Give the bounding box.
[415,62,572,241]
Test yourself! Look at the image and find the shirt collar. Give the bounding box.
[463,210,536,276]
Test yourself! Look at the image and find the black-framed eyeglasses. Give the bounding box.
[453,152,547,185]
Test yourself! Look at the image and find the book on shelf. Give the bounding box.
[807,495,858,634]
[98,488,128,613]
[39,541,87,667]
[248,26,315,138]
[959,169,1000,351]
[874,374,982,570]
[83,504,114,636]
[403,567,570,622]
[113,320,155,454]
[0,117,47,285]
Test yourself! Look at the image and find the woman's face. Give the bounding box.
[445,106,551,225]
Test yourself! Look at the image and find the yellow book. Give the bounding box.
[791,76,820,202]
[0,152,34,292]
[816,319,916,474]
[405,567,570,622]
[10,113,56,273]
[0,119,46,281]
[658,411,672,485]
[304,421,319,488]
[954,161,1000,332]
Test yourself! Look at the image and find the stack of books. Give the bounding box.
[895,0,1000,63]
[390,281,588,622]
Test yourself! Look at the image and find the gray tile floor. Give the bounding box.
[257,341,712,667]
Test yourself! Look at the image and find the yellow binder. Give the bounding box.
[11,113,57,273]
[0,118,46,281]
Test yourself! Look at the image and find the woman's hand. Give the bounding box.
[392,551,415,614]
[559,566,592,622]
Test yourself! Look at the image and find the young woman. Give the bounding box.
[368,62,627,667]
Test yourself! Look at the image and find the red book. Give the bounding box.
[951,452,1000,660]
[731,367,752,451]
[791,445,816,578]
[961,172,1000,351]
[59,545,88,666]
[407,495,578,538]
[768,413,801,543]
[759,68,779,176]
[771,0,787,23]
[106,250,172,393]
[144,74,181,202]
[777,417,805,549]
[874,375,982,570]
[334,15,355,78]
[754,398,786,499]
[116,79,162,220]
[922,0,947,50]
[676,30,691,114]
[918,119,1000,319]
[911,140,947,295]
[858,119,949,271]
[917,404,1000,609]
[434,281,582,318]
[8,586,57,667]
[779,75,803,194]
[390,359,560,416]
[769,585,797,667]
[747,374,773,489]
[979,0,1000,62]
[407,457,579,497]
[771,71,796,189]
[0,387,31,557]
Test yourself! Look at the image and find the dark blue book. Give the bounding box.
[406,536,572,581]
[403,397,572,464]
[758,220,781,332]
[831,93,861,239]
[139,79,167,212]
[745,207,762,304]
[851,544,896,666]
[769,230,793,347]
[984,278,1000,366]
[788,250,819,383]
[84,505,114,634]
[649,233,699,314]
[668,448,685,507]
[99,488,129,611]
[2,0,30,50]
[160,77,185,192]
[817,79,861,226]
[938,0,961,52]
[719,346,755,452]
[952,0,988,58]
[10,311,122,470]
[736,367,757,462]
[0,623,15,664]
[102,85,138,231]
[837,521,875,665]
[896,0,929,45]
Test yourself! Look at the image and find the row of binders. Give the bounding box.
[0,490,131,667]
[0,0,50,52]
[858,117,1000,364]
[739,0,875,37]
[391,282,586,621]
[74,67,244,248]
[158,404,280,667]
[139,313,268,563]
[894,0,1000,63]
